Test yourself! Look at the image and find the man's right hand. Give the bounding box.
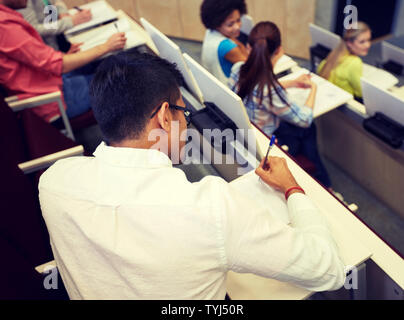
[71,9,92,26]
[104,33,127,53]
[255,156,302,195]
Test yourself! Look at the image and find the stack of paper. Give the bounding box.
[77,18,139,52]
[65,0,118,36]
[68,17,146,54]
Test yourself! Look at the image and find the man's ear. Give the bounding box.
[156,102,172,132]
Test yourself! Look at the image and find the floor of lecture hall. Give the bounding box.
[74,36,404,259]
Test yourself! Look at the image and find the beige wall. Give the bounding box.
[64,0,315,59]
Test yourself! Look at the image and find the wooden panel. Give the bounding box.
[316,110,404,219]
[250,0,286,37]
[178,0,205,41]
[285,0,315,59]
[108,0,139,21]
[244,0,255,19]
[136,0,183,38]
[64,0,89,9]
[64,0,316,57]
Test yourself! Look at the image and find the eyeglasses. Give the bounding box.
[150,103,192,126]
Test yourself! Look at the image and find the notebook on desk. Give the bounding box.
[68,17,146,54]
[279,68,353,118]
[274,55,298,75]
[230,171,290,225]
[362,64,399,91]
[65,0,118,36]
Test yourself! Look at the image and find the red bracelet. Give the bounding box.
[285,187,305,200]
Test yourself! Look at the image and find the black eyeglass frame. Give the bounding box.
[149,103,193,126]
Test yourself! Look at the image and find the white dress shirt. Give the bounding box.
[39,142,346,300]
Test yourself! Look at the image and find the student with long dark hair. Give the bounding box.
[229,21,332,188]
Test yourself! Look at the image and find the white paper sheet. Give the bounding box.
[230,171,290,225]
[66,0,118,35]
[280,68,353,118]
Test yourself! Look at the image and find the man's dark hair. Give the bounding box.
[200,0,247,30]
[90,52,184,144]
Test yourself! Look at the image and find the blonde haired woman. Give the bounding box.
[318,22,371,99]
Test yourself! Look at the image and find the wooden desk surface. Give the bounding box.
[66,9,158,55]
[226,126,372,300]
[226,125,404,299]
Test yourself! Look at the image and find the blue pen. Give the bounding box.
[263,135,276,170]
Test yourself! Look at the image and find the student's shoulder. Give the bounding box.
[39,156,94,188]
[218,38,238,53]
[0,14,29,37]
[343,54,363,67]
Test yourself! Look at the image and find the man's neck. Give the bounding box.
[111,139,154,150]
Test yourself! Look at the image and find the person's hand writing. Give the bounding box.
[255,156,302,194]
[71,9,92,26]
[67,42,83,54]
[293,74,314,89]
[104,32,127,52]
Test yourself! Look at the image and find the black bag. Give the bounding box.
[363,112,404,149]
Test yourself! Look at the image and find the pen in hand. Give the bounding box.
[263,135,276,170]
[74,6,83,12]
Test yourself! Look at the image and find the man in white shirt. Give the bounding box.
[39,52,346,300]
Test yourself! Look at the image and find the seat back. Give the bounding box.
[0,95,28,164]
[0,95,74,299]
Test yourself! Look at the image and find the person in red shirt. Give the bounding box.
[0,0,127,122]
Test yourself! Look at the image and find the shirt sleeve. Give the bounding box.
[0,23,63,76]
[218,39,237,60]
[217,179,346,292]
[264,86,313,128]
[19,0,73,36]
[37,15,74,36]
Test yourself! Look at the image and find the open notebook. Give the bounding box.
[73,18,145,53]
[279,68,353,118]
[65,0,118,36]
[230,171,291,225]
[362,64,399,90]
[274,55,298,75]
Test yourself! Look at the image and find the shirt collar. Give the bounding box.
[93,142,173,169]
